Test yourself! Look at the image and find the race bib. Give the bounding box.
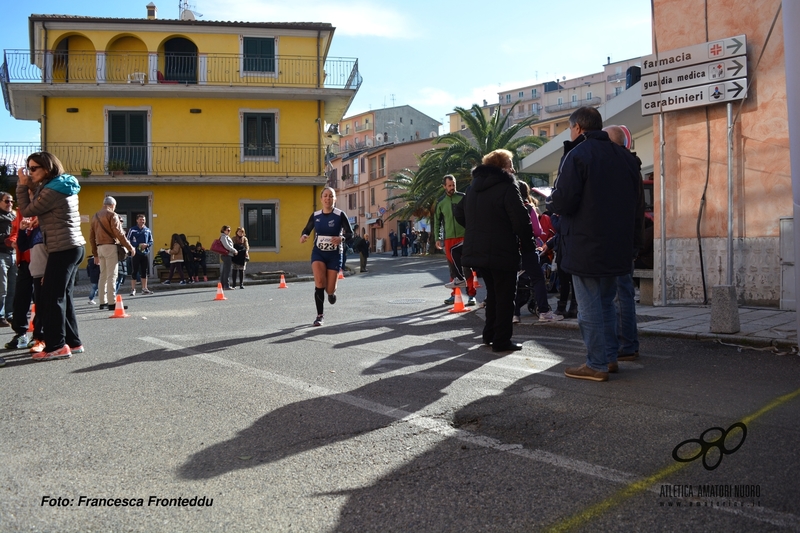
[315,235,340,252]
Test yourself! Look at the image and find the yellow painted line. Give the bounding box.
[544,386,800,533]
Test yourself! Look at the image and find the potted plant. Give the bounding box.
[80,168,92,178]
[106,160,129,176]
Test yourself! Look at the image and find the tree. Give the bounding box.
[386,102,546,224]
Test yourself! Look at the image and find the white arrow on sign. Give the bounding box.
[641,57,747,95]
[640,34,747,75]
[641,78,748,116]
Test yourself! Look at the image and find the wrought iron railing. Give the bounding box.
[1,50,361,90]
[0,142,324,177]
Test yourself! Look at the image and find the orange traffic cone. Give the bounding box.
[472,271,481,288]
[27,304,36,333]
[214,282,227,301]
[278,274,288,288]
[448,288,470,313]
[109,294,130,318]
[338,269,344,280]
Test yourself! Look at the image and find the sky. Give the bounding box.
[0,0,653,142]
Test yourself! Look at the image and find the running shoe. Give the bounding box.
[32,345,72,361]
[142,289,153,295]
[4,334,27,350]
[70,345,85,354]
[512,315,521,324]
[162,280,171,285]
[328,293,336,305]
[444,296,455,306]
[538,311,564,323]
[179,280,188,285]
[466,296,477,307]
[29,340,46,354]
[313,315,324,327]
[89,300,97,305]
[130,289,136,296]
[444,278,467,289]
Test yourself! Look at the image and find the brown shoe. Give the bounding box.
[608,362,618,373]
[564,364,608,382]
[618,352,639,361]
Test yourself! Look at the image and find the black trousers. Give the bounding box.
[41,246,84,352]
[11,262,33,336]
[481,268,517,347]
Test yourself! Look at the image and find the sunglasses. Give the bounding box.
[27,165,42,172]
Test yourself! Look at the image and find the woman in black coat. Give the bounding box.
[454,149,535,353]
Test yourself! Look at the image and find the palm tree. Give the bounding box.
[386,102,545,224]
[430,102,545,183]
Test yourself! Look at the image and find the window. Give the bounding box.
[108,110,148,174]
[587,91,592,99]
[557,97,563,105]
[532,89,538,98]
[348,193,356,210]
[399,117,403,124]
[379,155,386,177]
[342,163,350,179]
[370,187,375,206]
[410,118,413,125]
[505,94,511,103]
[353,158,359,184]
[329,168,338,185]
[539,130,548,137]
[518,91,524,98]
[572,94,577,102]
[615,86,623,96]
[244,203,277,247]
[345,124,350,134]
[243,112,275,157]
[243,37,275,73]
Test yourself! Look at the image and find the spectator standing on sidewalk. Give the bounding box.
[0,192,18,327]
[126,214,153,295]
[90,196,136,310]
[604,124,646,363]
[454,149,534,353]
[546,107,641,382]
[219,225,238,290]
[433,175,477,307]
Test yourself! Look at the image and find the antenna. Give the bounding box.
[179,0,203,19]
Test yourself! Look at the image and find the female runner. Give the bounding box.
[300,187,353,326]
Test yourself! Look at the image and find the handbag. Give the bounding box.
[94,214,130,262]
[210,238,228,256]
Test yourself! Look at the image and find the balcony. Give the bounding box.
[543,96,602,114]
[1,50,362,122]
[607,72,626,83]
[0,142,324,179]
[355,122,372,132]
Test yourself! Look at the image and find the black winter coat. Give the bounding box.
[546,130,641,278]
[453,164,535,272]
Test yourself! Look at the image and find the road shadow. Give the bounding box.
[177,327,498,481]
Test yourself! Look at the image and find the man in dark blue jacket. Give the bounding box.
[546,107,641,382]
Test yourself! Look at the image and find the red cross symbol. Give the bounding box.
[710,43,723,56]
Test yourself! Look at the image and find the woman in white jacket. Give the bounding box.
[219,225,238,290]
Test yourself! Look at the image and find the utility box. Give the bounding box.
[780,217,796,310]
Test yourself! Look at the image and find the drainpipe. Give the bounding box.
[41,22,47,148]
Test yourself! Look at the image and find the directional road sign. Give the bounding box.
[640,35,746,75]
[642,79,747,116]
[641,57,747,96]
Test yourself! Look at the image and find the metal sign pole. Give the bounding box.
[660,113,667,306]
[727,102,734,285]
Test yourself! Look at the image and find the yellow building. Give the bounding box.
[1,6,360,264]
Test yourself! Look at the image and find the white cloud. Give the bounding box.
[199,0,413,38]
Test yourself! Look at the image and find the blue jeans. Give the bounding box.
[573,275,619,371]
[616,273,639,355]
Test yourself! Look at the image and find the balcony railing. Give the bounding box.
[1,50,361,90]
[607,72,626,82]
[0,142,323,177]
[543,96,602,114]
[354,122,372,132]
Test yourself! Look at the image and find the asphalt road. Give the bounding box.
[2,255,799,532]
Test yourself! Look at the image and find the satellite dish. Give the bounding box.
[180,10,196,20]
[429,131,436,138]
[366,137,373,147]
[376,133,385,143]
